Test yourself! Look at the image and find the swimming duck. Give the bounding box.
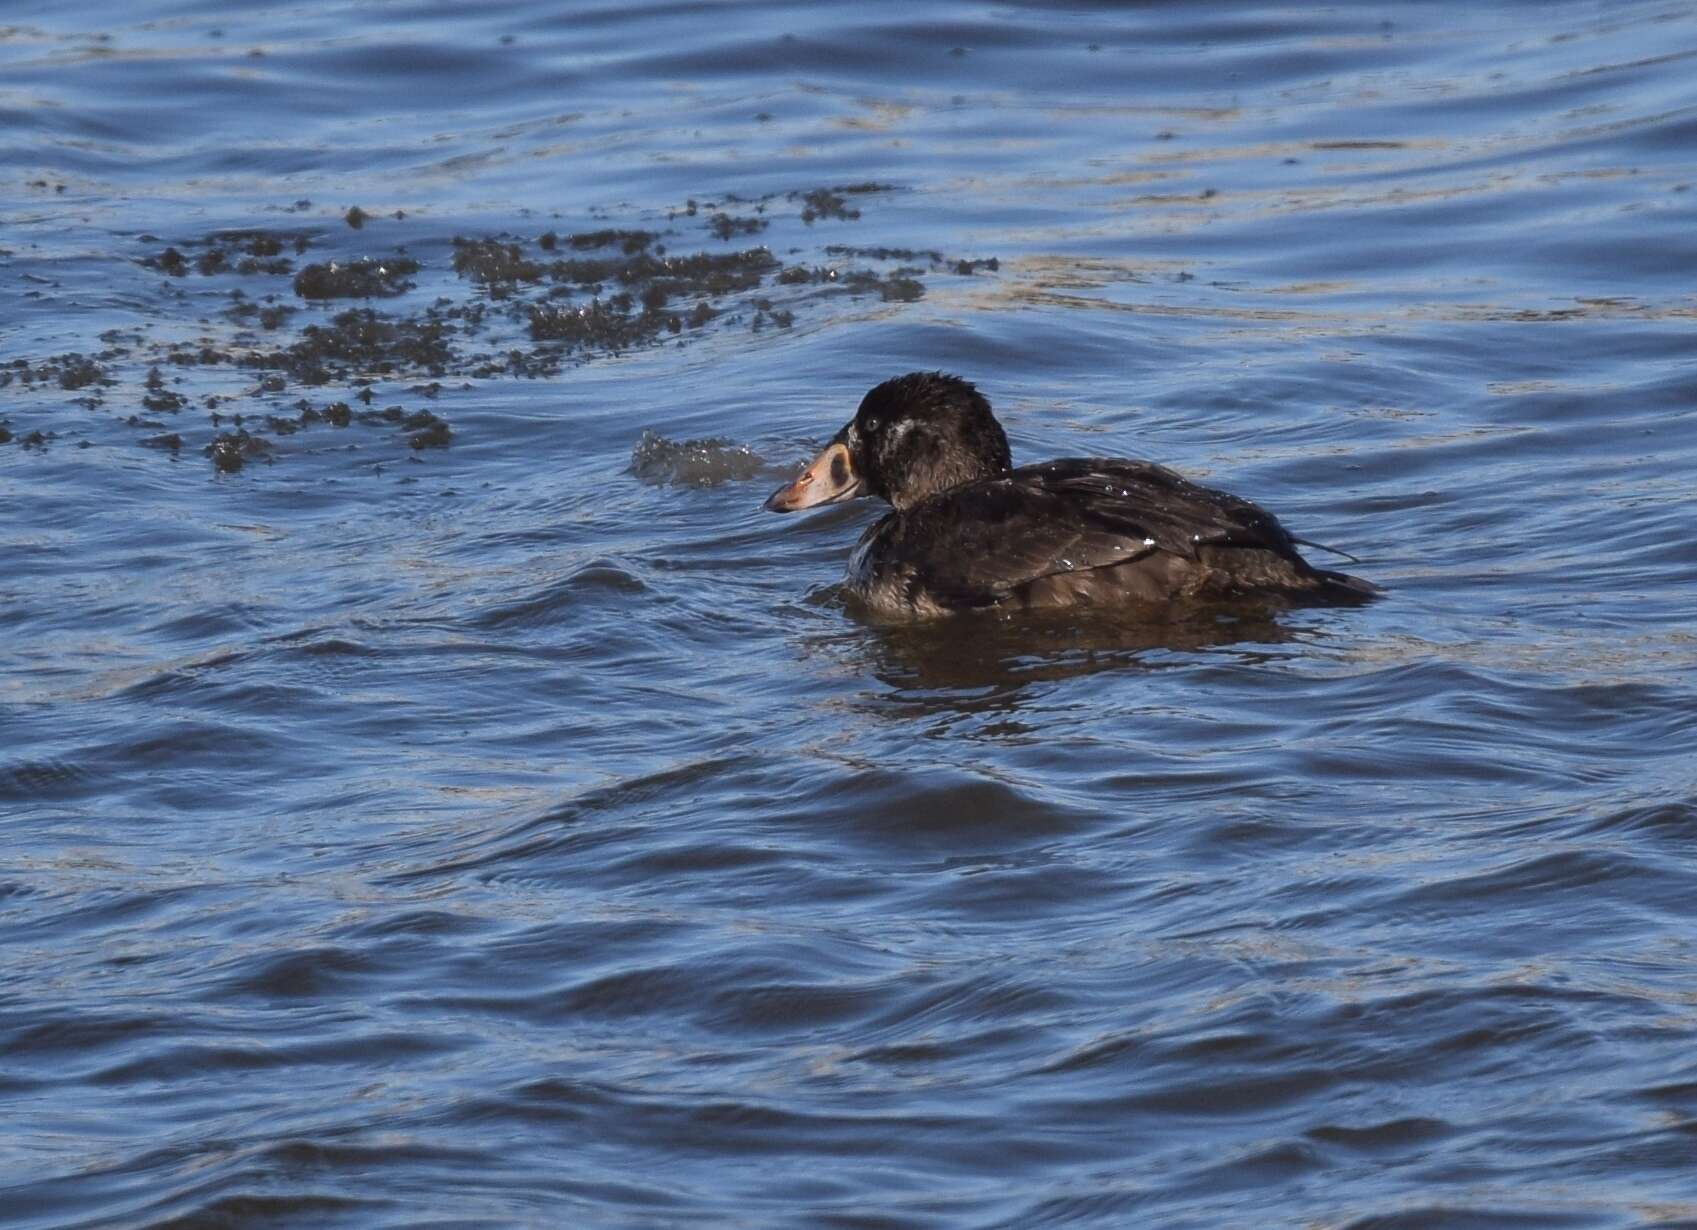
[765,371,1377,618]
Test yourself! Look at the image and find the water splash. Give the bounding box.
[629,429,764,487]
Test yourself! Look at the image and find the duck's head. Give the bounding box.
[765,371,1012,514]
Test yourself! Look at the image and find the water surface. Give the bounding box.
[4,2,1697,1227]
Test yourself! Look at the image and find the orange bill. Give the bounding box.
[764,440,864,512]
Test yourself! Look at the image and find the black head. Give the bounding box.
[765,371,1012,514]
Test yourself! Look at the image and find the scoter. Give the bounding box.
[764,371,1377,618]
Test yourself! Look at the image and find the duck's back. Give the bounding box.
[846,458,1376,617]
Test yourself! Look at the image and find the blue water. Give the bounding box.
[4,3,1697,1227]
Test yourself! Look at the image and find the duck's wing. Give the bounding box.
[1026,458,1302,559]
[867,459,1303,610]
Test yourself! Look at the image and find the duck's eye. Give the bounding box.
[863,416,880,434]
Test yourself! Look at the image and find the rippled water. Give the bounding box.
[5,2,1697,1226]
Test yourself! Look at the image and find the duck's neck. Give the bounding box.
[889,451,1007,510]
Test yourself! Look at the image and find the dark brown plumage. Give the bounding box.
[765,371,1378,619]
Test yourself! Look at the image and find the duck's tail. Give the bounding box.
[1312,566,1383,602]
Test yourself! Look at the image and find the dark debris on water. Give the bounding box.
[205,429,273,473]
[293,257,420,299]
[9,187,997,472]
[140,229,309,279]
[796,182,895,223]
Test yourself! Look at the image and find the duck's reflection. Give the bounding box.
[813,593,1327,699]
